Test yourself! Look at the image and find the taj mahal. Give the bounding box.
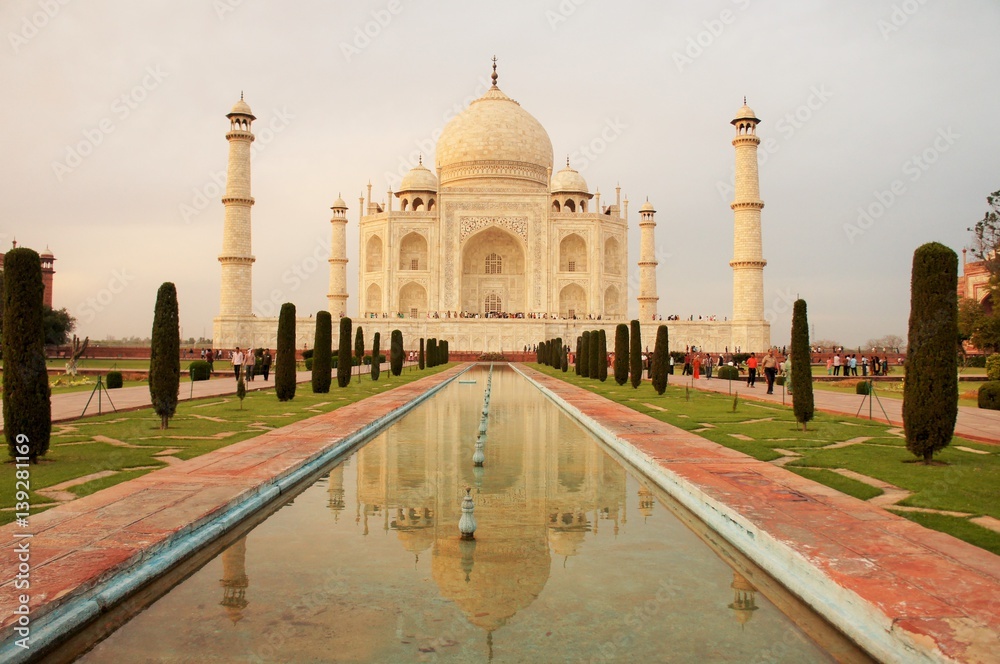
[213,62,770,353]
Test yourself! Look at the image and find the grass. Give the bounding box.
[0,363,454,525]
[530,364,1000,555]
[889,511,1000,555]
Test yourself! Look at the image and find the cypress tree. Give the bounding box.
[2,248,51,461]
[535,341,542,364]
[419,337,425,370]
[312,311,332,393]
[589,329,600,379]
[790,299,815,430]
[371,331,381,381]
[276,303,297,400]
[427,338,437,367]
[561,341,569,372]
[149,282,180,429]
[903,243,959,462]
[390,329,404,375]
[580,331,591,377]
[442,340,449,363]
[236,375,246,409]
[336,316,352,388]
[575,336,582,375]
[354,326,365,383]
[614,323,629,385]
[629,320,642,388]
[651,324,669,395]
[597,330,608,382]
[545,340,552,366]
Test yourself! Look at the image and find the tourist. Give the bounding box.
[693,354,701,380]
[850,354,858,376]
[705,353,714,380]
[832,353,841,376]
[826,356,833,375]
[746,352,758,388]
[762,349,777,394]
[245,351,255,382]
[232,347,244,382]
[262,351,271,381]
[784,352,793,394]
[862,355,869,376]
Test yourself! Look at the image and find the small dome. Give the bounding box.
[550,162,588,194]
[228,95,255,119]
[398,161,438,193]
[731,100,759,125]
[639,200,655,213]
[331,194,347,209]
[40,246,54,258]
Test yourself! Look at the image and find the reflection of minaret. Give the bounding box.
[219,537,250,625]
[730,99,767,322]
[727,571,759,628]
[327,464,345,521]
[637,486,654,521]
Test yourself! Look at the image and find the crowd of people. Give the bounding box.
[827,353,892,377]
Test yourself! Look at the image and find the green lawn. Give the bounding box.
[530,364,1000,555]
[1,363,454,525]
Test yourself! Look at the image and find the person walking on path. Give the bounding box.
[705,353,714,380]
[746,352,758,388]
[245,350,255,382]
[784,352,793,394]
[262,351,272,381]
[850,354,858,376]
[762,350,777,394]
[232,347,244,382]
[693,354,701,380]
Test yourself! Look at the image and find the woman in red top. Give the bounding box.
[746,353,758,387]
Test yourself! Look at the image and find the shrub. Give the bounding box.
[964,354,987,368]
[371,332,381,381]
[301,348,315,361]
[236,375,246,409]
[855,381,871,395]
[717,365,740,380]
[775,375,785,386]
[442,340,449,363]
[390,329,403,376]
[597,331,608,382]
[189,361,211,382]
[149,282,180,429]
[732,353,751,365]
[903,242,958,462]
[337,317,352,388]
[590,330,600,379]
[791,299,814,430]
[574,336,582,376]
[276,303,297,400]
[987,354,1000,380]
[580,332,591,377]
[614,324,629,385]
[560,342,568,372]
[427,338,438,368]
[629,320,642,388]
[312,311,332,393]
[651,325,669,395]
[978,381,1000,410]
[106,371,124,389]
[419,338,425,370]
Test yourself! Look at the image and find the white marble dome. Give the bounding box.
[435,85,553,187]
[550,162,588,194]
[399,161,438,192]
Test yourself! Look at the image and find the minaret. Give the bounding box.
[219,94,256,318]
[328,195,349,318]
[637,199,659,320]
[39,247,55,308]
[730,99,766,322]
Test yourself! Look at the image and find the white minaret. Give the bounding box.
[637,199,659,320]
[327,195,349,318]
[219,94,255,318]
[730,99,766,322]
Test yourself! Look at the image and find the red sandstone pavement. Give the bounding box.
[519,365,1000,664]
[0,364,464,654]
[680,374,1000,444]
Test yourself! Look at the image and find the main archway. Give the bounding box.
[460,227,526,315]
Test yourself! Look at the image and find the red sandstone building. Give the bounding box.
[0,241,56,308]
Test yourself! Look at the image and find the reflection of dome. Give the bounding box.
[433,536,550,632]
[550,161,588,194]
[436,84,553,188]
[548,527,587,558]
[399,160,438,192]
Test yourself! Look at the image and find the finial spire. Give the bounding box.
[241,90,244,101]
[566,156,570,167]
[491,55,498,87]
[418,154,423,166]
[743,95,746,105]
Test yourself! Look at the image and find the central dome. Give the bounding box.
[435,85,553,188]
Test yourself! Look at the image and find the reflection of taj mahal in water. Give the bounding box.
[213,61,770,352]
[215,371,760,636]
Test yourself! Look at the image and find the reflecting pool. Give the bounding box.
[77,366,854,662]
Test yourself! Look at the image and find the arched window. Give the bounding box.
[552,200,561,212]
[485,253,502,275]
[412,197,424,211]
[485,294,502,314]
[565,199,576,213]
[400,198,409,211]
[427,198,436,211]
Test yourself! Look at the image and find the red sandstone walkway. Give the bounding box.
[680,374,1000,444]
[0,364,464,660]
[520,365,1000,664]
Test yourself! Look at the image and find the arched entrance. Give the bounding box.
[461,227,525,315]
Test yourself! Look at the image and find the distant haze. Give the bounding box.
[3,0,997,346]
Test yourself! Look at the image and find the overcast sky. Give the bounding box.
[3,0,997,346]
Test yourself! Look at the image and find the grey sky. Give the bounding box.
[3,0,997,346]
